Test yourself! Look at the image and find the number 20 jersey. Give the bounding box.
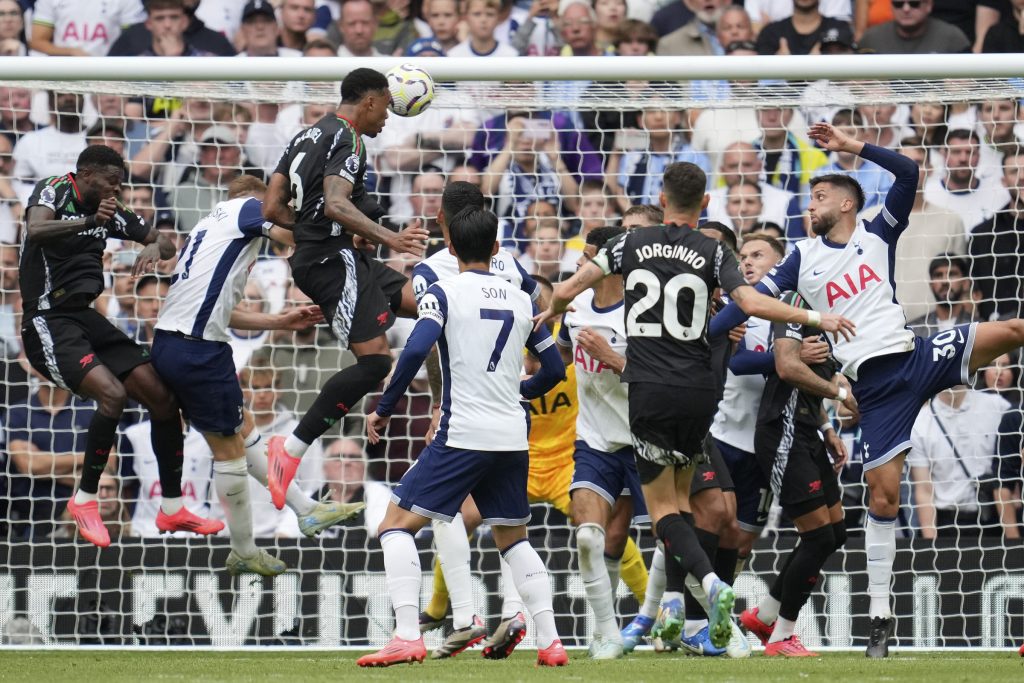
[594,224,746,390]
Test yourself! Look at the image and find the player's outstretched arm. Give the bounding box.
[25,197,117,243]
[229,305,324,331]
[533,261,605,331]
[729,284,856,342]
[774,335,855,409]
[520,332,566,399]
[131,226,177,278]
[324,175,429,257]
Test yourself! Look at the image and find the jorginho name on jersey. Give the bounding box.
[592,224,747,390]
[411,247,540,304]
[758,144,920,380]
[379,271,554,451]
[273,114,382,247]
[156,197,270,342]
[557,289,631,452]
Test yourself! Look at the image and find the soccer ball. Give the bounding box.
[386,64,435,117]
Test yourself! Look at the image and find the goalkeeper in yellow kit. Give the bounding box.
[420,277,649,659]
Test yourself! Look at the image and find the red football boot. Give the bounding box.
[267,435,301,510]
[356,636,427,667]
[66,497,110,548]
[536,639,569,667]
[156,506,225,535]
[739,607,775,646]
[764,635,819,657]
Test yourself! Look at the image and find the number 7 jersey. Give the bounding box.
[593,224,746,390]
[418,270,549,451]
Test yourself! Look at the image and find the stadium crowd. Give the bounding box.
[0,0,1023,552]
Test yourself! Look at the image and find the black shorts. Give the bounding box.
[290,245,408,348]
[691,436,736,495]
[755,418,840,518]
[21,308,150,393]
[629,382,717,484]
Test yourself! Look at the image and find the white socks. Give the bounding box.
[244,431,315,516]
[160,496,183,515]
[758,595,781,626]
[700,572,721,597]
[769,616,796,643]
[499,554,525,618]
[604,554,621,597]
[213,457,257,557]
[431,517,474,629]
[639,545,666,620]
[685,572,710,613]
[684,618,708,638]
[504,540,557,648]
[576,524,620,642]
[283,433,310,459]
[74,490,98,505]
[381,529,421,641]
[866,513,897,619]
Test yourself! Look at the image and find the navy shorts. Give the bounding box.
[570,440,650,525]
[393,444,530,525]
[151,331,243,436]
[852,323,978,472]
[714,438,771,532]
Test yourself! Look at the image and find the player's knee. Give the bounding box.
[1006,318,1024,342]
[800,524,836,563]
[357,353,393,383]
[96,381,128,417]
[575,523,605,564]
[868,485,899,515]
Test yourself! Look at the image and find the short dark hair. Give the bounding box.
[615,18,658,51]
[831,108,865,129]
[145,0,185,13]
[586,225,625,249]
[441,181,485,224]
[85,121,126,140]
[701,220,738,253]
[809,173,866,212]
[622,204,663,226]
[946,128,981,146]
[741,231,785,258]
[77,144,126,173]
[340,68,389,104]
[448,207,498,263]
[662,162,706,212]
[928,253,969,279]
[134,274,168,295]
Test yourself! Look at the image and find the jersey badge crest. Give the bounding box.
[345,154,360,176]
[39,185,57,209]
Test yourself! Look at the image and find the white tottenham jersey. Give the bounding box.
[156,197,270,342]
[711,314,771,453]
[420,271,542,450]
[761,219,915,380]
[412,247,540,303]
[124,421,214,538]
[33,0,145,56]
[557,289,631,452]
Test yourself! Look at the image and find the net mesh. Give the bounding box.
[0,74,1022,649]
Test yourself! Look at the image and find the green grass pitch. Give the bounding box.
[3,650,1022,683]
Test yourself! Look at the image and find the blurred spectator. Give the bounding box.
[240,354,325,538]
[122,419,214,537]
[228,280,271,370]
[749,220,786,241]
[0,0,27,56]
[977,98,1021,179]
[819,109,894,209]
[723,179,764,237]
[469,107,603,187]
[30,0,145,57]
[90,94,149,161]
[995,397,1023,539]
[621,202,664,228]
[511,0,562,56]
[558,0,601,55]
[982,0,1024,52]
[449,0,518,56]
[607,104,711,210]
[96,466,132,539]
[365,367,432,483]
[756,0,854,55]
[649,0,696,37]
[593,0,627,51]
[982,351,1020,401]
[448,163,482,187]
[907,101,947,150]
[336,0,384,56]
[302,35,340,55]
[422,0,459,52]
[656,0,729,55]
[280,0,317,51]
[11,92,87,202]
[747,0,853,29]
[754,105,829,199]
[853,0,893,41]
[906,254,976,337]
[85,121,128,161]
[483,116,581,225]
[931,0,1005,50]
[968,149,1024,321]
[0,136,21,243]
[109,0,217,56]
[909,385,1007,539]
[237,0,303,57]
[132,275,169,346]
[858,0,970,53]
[924,128,1010,236]
[373,0,421,55]
[857,101,907,150]
[270,284,361,435]
[4,371,93,540]
[109,0,236,55]
[194,0,245,41]
[406,170,445,253]
[523,223,572,282]
[0,86,34,143]
[0,242,19,356]
[716,5,755,46]
[168,125,245,231]
[705,141,802,240]
[869,139,964,321]
[321,438,391,538]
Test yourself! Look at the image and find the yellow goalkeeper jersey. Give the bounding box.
[527,363,577,470]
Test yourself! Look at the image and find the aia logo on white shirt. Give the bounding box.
[825,264,883,307]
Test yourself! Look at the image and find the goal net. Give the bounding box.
[0,57,1022,649]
